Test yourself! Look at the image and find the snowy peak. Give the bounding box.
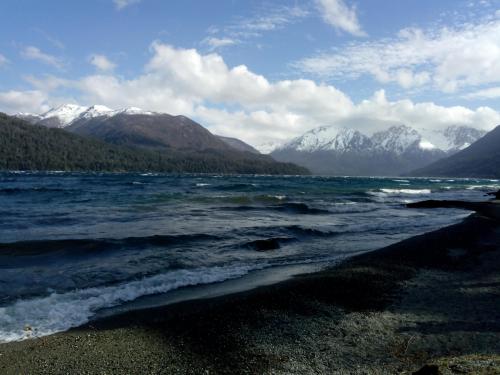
[371,125,421,154]
[15,104,159,128]
[324,128,372,152]
[40,104,88,127]
[443,125,487,151]
[277,123,487,157]
[416,125,488,153]
[79,105,113,119]
[114,107,155,116]
[284,126,371,153]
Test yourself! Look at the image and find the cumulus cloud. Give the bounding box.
[340,89,500,134]
[113,0,141,10]
[21,46,63,69]
[15,43,500,149]
[295,18,500,93]
[89,54,116,72]
[0,90,50,114]
[70,44,499,147]
[316,0,366,36]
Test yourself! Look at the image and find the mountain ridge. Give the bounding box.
[408,125,500,178]
[271,124,487,176]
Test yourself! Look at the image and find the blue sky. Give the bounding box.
[1,0,500,148]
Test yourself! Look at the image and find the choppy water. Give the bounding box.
[0,172,498,342]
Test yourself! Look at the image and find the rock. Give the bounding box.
[246,238,283,251]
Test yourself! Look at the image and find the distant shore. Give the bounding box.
[1,210,499,374]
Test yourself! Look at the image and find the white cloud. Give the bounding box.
[464,86,500,99]
[206,5,309,44]
[23,75,70,92]
[21,46,63,69]
[340,89,500,135]
[0,54,8,66]
[202,37,237,51]
[71,44,499,147]
[316,0,366,36]
[89,54,116,72]
[235,5,309,33]
[0,90,50,114]
[295,18,500,93]
[113,0,141,10]
[16,43,500,149]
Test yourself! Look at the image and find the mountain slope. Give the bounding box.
[409,125,500,178]
[16,104,262,155]
[216,136,260,154]
[272,124,484,176]
[67,113,232,152]
[0,113,308,175]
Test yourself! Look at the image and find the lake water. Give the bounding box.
[0,172,498,342]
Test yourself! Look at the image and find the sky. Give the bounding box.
[1,0,500,149]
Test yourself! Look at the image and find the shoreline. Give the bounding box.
[1,212,499,373]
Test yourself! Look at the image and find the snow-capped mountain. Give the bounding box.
[15,104,156,128]
[78,105,114,120]
[371,125,422,154]
[271,124,487,176]
[14,104,261,154]
[442,125,487,151]
[283,126,372,153]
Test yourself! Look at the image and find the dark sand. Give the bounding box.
[1,209,499,374]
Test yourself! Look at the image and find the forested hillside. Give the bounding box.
[0,113,308,175]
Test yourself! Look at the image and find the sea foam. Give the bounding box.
[0,264,263,343]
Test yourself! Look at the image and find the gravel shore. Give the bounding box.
[1,212,499,374]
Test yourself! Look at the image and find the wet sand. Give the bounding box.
[1,209,499,374]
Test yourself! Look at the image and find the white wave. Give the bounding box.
[466,185,500,190]
[195,183,211,187]
[270,195,287,200]
[0,264,263,343]
[370,189,431,196]
[392,179,410,183]
[430,179,442,182]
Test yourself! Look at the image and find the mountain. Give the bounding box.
[283,126,373,153]
[17,104,258,155]
[409,125,500,178]
[67,113,233,152]
[0,113,308,175]
[32,104,89,128]
[15,104,151,128]
[271,124,486,176]
[216,135,260,154]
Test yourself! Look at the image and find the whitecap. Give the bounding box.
[379,189,431,195]
[0,264,264,343]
